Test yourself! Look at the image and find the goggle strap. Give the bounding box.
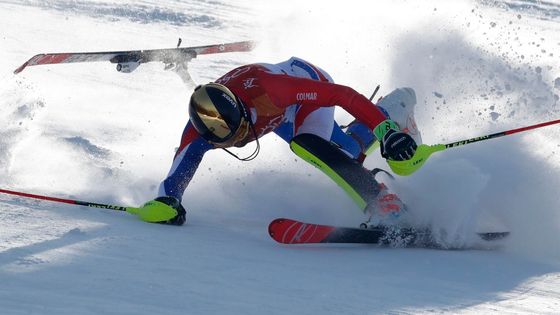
[221,114,260,162]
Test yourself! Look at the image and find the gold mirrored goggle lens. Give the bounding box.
[192,87,233,140]
[210,118,250,148]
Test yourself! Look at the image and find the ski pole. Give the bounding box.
[0,188,180,223]
[369,85,381,101]
[0,188,138,212]
[443,118,560,149]
[388,118,560,176]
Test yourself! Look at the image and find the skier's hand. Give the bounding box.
[374,119,417,161]
[380,129,418,161]
[136,196,187,225]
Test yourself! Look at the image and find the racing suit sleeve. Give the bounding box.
[157,121,213,201]
[258,71,387,130]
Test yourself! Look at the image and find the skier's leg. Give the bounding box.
[287,105,382,212]
[271,58,407,222]
[332,121,376,163]
[290,132,380,211]
[359,87,422,225]
[277,105,407,224]
[376,87,422,144]
[293,105,369,160]
[292,131,407,227]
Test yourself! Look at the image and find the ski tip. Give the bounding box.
[13,54,46,74]
[268,218,286,239]
[245,40,257,50]
[269,218,287,225]
[14,62,28,74]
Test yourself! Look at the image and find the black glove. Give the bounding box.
[380,129,417,161]
[154,196,187,226]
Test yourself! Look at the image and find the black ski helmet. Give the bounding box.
[188,83,247,143]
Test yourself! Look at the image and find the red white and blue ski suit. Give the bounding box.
[158,57,388,200]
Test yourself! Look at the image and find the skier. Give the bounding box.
[137,57,422,226]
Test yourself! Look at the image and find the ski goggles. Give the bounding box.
[209,117,251,148]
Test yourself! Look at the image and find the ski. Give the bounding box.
[14,40,255,74]
[268,218,509,247]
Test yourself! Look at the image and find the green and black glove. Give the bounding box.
[374,119,417,161]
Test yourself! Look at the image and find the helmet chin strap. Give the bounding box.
[221,110,261,162]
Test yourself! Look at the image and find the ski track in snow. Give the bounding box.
[480,0,560,22]
[1,0,560,314]
[0,0,244,28]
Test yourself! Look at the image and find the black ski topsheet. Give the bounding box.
[268,218,509,248]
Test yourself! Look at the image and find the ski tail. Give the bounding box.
[477,231,510,241]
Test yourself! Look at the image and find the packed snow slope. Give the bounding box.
[1,0,560,314]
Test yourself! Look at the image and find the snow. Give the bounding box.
[1,0,560,314]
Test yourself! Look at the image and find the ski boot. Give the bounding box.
[360,182,421,246]
[360,182,408,229]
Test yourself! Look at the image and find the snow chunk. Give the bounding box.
[490,112,501,121]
